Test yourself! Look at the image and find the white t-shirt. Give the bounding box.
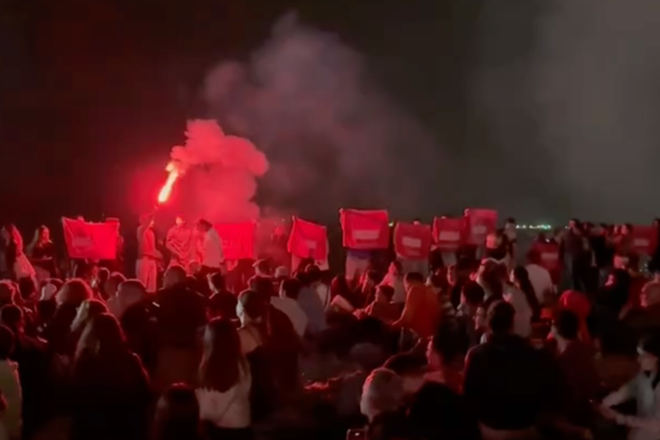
[202,229,225,268]
[196,365,251,429]
[271,296,308,337]
[503,286,532,338]
[525,263,554,303]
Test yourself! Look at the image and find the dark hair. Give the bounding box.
[249,276,275,299]
[553,309,579,340]
[462,281,485,307]
[306,265,322,283]
[153,383,200,440]
[431,322,467,364]
[75,313,127,361]
[18,277,37,300]
[487,301,515,334]
[626,253,640,272]
[199,318,245,392]
[97,267,110,284]
[196,219,212,230]
[505,217,516,224]
[0,325,14,360]
[365,270,380,284]
[281,278,302,300]
[382,353,426,376]
[428,274,447,290]
[296,272,311,287]
[208,272,226,292]
[640,333,660,359]
[330,275,350,299]
[377,285,395,301]
[208,292,237,320]
[0,304,22,334]
[526,248,542,265]
[404,272,425,284]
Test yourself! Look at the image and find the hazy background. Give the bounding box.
[1,0,659,231]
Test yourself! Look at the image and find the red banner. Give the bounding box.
[61,217,119,260]
[287,217,328,260]
[632,225,658,255]
[432,217,463,252]
[394,222,432,259]
[340,209,389,250]
[464,209,498,246]
[214,222,256,260]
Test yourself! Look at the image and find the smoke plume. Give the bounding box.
[202,13,449,222]
[169,119,268,222]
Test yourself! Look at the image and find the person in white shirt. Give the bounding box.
[0,327,20,440]
[505,267,541,339]
[524,249,555,305]
[196,318,251,437]
[271,278,308,337]
[379,261,407,304]
[136,214,161,293]
[196,219,225,275]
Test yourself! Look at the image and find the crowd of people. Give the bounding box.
[0,216,657,440]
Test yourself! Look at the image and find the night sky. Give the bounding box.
[1,0,658,231]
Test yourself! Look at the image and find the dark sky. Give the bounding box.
[4,0,654,230]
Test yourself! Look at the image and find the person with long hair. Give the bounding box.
[501,266,535,338]
[27,225,57,283]
[196,318,251,440]
[70,313,150,440]
[510,266,541,322]
[1,224,36,284]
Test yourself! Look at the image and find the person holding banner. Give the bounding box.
[136,214,161,292]
[166,216,196,274]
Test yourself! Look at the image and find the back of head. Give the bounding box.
[76,313,126,360]
[462,281,485,307]
[382,353,426,377]
[306,264,322,283]
[249,276,275,299]
[105,272,126,297]
[163,266,187,289]
[487,300,515,335]
[361,368,405,420]
[57,278,93,307]
[0,304,23,334]
[208,272,226,293]
[118,279,147,307]
[553,309,580,341]
[404,272,425,286]
[208,292,238,320]
[0,281,16,307]
[237,289,269,324]
[199,318,242,392]
[18,277,37,301]
[280,278,301,300]
[154,383,200,440]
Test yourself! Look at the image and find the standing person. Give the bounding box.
[379,261,407,304]
[166,216,196,274]
[504,218,517,267]
[136,214,161,293]
[197,219,225,277]
[27,226,58,283]
[1,225,36,283]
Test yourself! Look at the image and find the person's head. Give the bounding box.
[196,218,212,232]
[140,213,155,228]
[0,305,23,335]
[504,217,516,229]
[446,264,457,286]
[606,268,632,292]
[460,281,485,309]
[510,266,530,288]
[153,383,200,440]
[93,267,110,291]
[568,218,581,231]
[104,272,126,299]
[174,216,185,227]
[207,272,226,294]
[426,274,447,294]
[427,322,465,371]
[56,278,93,308]
[208,292,237,320]
[75,313,126,360]
[383,353,427,395]
[249,276,275,299]
[163,265,187,289]
[280,278,301,300]
[388,260,403,277]
[0,282,16,307]
[253,259,271,277]
[360,368,405,422]
[236,289,269,326]
[487,300,515,335]
[71,299,108,333]
[362,270,380,288]
[375,285,395,304]
[306,264,322,285]
[274,266,289,281]
[638,333,660,373]
[116,279,147,313]
[199,318,244,392]
[403,272,425,291]
[0,326,14,361]
[36,225,50,242]
[551,309,580,343]
[330,275,350,298]
[621,223,633,236]
[17,277,37,302]
[626,254,641,275]
[613,253,630,270]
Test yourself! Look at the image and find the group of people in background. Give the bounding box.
[0,216,656,439]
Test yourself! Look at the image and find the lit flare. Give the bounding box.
[157,162,179,204]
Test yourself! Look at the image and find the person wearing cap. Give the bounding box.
[136,214,161,292]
